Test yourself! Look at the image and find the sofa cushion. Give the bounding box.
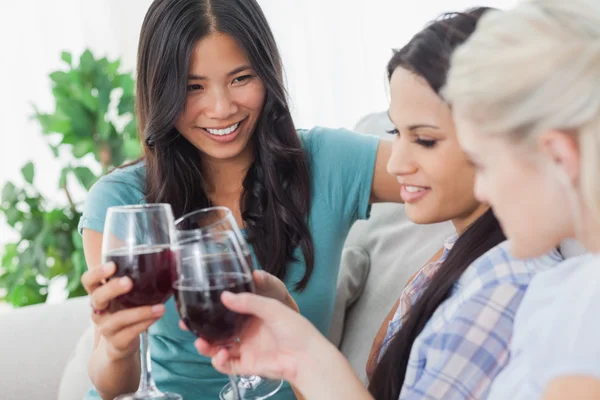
[333,112,455,381]
[0,296,90,399]
[58,325,94,400]
[328,246,370,347]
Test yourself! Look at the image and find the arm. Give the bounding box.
[370,139,403,204]
[196,292,374,400]
[542,377,600,400]
[400,283,524,399]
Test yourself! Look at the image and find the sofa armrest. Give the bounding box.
[0,296,91,399]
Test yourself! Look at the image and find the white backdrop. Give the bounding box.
[0,0,516,249]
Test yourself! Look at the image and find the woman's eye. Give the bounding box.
[415,138,437,148]
[187,84,203,91]
[233,75,253,84]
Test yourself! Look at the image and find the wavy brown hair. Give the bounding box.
[368,8,505,399]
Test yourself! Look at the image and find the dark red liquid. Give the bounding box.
[106,246,176,309]
[175,272,254,345]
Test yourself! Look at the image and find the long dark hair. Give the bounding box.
[368,8,504,400]
[136,0,314,289]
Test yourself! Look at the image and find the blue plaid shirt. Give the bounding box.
[381,239,564,400]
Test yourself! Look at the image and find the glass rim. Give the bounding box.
[172,230,237,249]
[174,206,234,230]
[107,203,173,213]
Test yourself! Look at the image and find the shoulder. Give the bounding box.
[89,162,145,199]
[537,255,600,383]
[460,240,564,289]
[79,162,146,233]
[297,126,379,155]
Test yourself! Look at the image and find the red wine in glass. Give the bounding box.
[106,245,176,309]
[174,252,255,345]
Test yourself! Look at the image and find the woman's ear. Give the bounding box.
[537,130,580,185]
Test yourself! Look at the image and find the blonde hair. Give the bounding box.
[444,0,600,220]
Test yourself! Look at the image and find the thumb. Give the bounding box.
[221,291,286,322]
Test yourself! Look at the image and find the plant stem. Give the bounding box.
[63,186,75,211]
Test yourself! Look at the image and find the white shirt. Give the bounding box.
[488,253,600,399]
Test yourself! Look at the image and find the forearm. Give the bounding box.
[293,339,373,400]
[89,337,141,400]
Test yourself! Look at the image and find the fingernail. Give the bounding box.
[152,304,165,314]
[222,291,234,301]
[120,277,130,287]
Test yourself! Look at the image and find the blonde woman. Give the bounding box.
[444,0,600,398]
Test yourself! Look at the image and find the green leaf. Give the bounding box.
[106,59,121,76]
[73,167,97,190]
[75,87,97,113]
[123,137,142,159]
[72,140,94,158]
[4,207,22,227]
[21,218,43,240]
[95,75,112,116]
[2,182,18,204]
[1,243,19,268]
[118,94,135,116]
[61,51,72,66]
[79,50,95,77]
[60,101,93,138]
[118,74,135,95]
[50,71,71,87]
[21,162,35,184]
[67,251,86,292]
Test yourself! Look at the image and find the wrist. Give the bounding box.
[293,337,371,400]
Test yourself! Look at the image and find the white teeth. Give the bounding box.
[405,186,426,193]
[206,122,239,136]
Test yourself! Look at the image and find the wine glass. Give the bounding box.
[172,231,255,400]
[175,207,283,400]
[175,206,247,252]
[102,204,181,400]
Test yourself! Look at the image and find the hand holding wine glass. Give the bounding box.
[175,207,284,400]
[82,261,167,363]
[92,203,181,400]
[195,291,374,400]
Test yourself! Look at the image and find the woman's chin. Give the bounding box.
[405,208,445,226]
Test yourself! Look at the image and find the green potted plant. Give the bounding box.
[0,50,141,307]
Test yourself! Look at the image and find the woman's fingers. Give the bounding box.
[89,276,132,312]
[110,317,165,352]
[81,262,116,294]
[97,305,165,337]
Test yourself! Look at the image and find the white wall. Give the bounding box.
[0,0,516,250]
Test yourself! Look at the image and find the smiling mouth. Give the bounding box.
[404,185,428,193]
[201,119,244,136]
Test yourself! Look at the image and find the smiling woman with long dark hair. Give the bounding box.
[77,0,400,399]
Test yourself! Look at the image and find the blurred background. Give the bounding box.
[0,0,516,310]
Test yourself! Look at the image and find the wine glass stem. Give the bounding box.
[138,330,159,393]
